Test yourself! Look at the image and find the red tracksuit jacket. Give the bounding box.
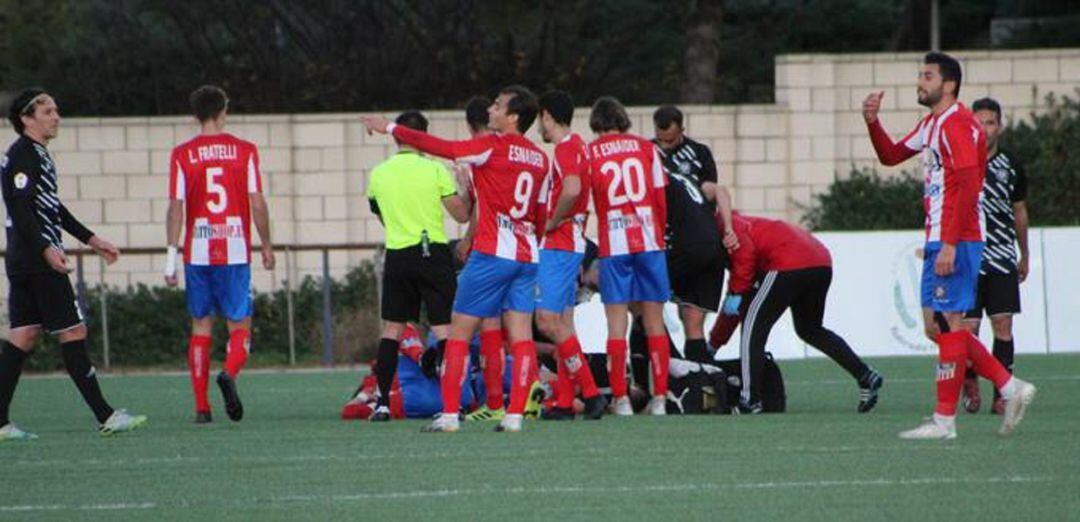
[722,212,832,294]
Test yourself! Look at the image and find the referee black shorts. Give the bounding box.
[381,243,456,325]
[667,242,724,312]
[8,271,84,333]
[965,270,1021,320]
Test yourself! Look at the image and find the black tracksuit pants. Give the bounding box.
[739,267,869,404]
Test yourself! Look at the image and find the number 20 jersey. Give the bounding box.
[587,133,668,257]
[169,133,263,266]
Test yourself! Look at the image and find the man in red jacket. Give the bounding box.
[721,212,883,414]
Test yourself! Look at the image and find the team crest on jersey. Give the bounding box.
[13,172,28,189]
[936,361,956,381]
[995,169,1009,183]
[934,285,947,300]
[679,162,691,175]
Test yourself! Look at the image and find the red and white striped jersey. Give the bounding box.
[895,103,986,244]
[391,124,549,263]
[586,133,668,257]
[169,133,263,265]
[539,133,590,253]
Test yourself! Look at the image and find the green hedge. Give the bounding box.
[803,93,1080,230]
[24,263,381,372]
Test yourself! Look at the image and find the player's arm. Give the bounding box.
[863,91,919,166]
[247,148,275,271]
[714,185,738,250]
[250,193,275,270]
[441,164,473,224]
[698,143,720,202]
[1012,164,1030,282]
[164,150,186,285]
[361,117,491,165]
[545,175,580,233]
[723,216,757,304]
[59,204,118,264]
[650,147,669,227]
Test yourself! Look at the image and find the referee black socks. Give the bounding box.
[0,341,29,426]
[375,338,400,407]
[60,340,114,424]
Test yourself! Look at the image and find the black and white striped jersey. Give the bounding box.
[2,135,92,275]
[979,150,1027,275]
[654,136,719,195]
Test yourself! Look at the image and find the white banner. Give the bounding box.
[572,227,1077,360]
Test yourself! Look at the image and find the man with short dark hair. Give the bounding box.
[961,97,1030,415]
[0,88,146,440]
[864,52,1035,439]
[651,105,734,363]
[534,90,606,420]
[365,110,471,422]
[165,85,275,424]
[362,85,550,433]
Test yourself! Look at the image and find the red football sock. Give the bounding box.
[647,335,670,397]
[556,355,575,409]
[389,389,406,419]
[224,328,250,378]
[935,331,968,416]
[188,335,212,413]
[507,341,535,415]
[479,329,505,410]
[607,339,629,398]
[558,336,599,399]
[964,331,1012,389]
[440,340,469,415]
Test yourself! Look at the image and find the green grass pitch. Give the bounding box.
[3,354,1079,521]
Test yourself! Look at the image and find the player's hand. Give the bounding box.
[165,274,178,287]
[88,235,120,265]
[1018,255,1029,283]
[721,294,743,316]
[43,246,71,274]
[454,238,472,264]
[722,229,740,251]
[934,243,956,276]
[360,116,391,136]
[862,91,885,124]
[261,244,276,270]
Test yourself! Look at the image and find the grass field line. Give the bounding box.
[3,443,965,469]
[0,475,1054,513]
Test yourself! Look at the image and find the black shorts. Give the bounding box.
[381,243,456,325]
[667,243,724,312]
[8,271,84,333]
[965,270,1021,319]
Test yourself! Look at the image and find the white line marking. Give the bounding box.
[0,476,1052,512]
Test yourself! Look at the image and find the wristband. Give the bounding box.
[164,245,178,277]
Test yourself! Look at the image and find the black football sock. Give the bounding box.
[375,338,400,408]
[629,320,649,389]
[61,340,114,423]
[0,342,29,426]
[992,338,1014,400]
[684,338,709,363]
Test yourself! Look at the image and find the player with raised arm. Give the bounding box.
[165,86,275,424]
[534,90,606,421]
[362,85,549,433]
[863,53,1035,439]
[586,96,671,416]
[1,88,146,440]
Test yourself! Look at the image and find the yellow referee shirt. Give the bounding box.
[366,150,456,249]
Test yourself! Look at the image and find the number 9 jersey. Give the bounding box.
[587,133,668,257]
[169,134,263,266]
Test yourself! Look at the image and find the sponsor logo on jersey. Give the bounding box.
[193,221,246,240]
